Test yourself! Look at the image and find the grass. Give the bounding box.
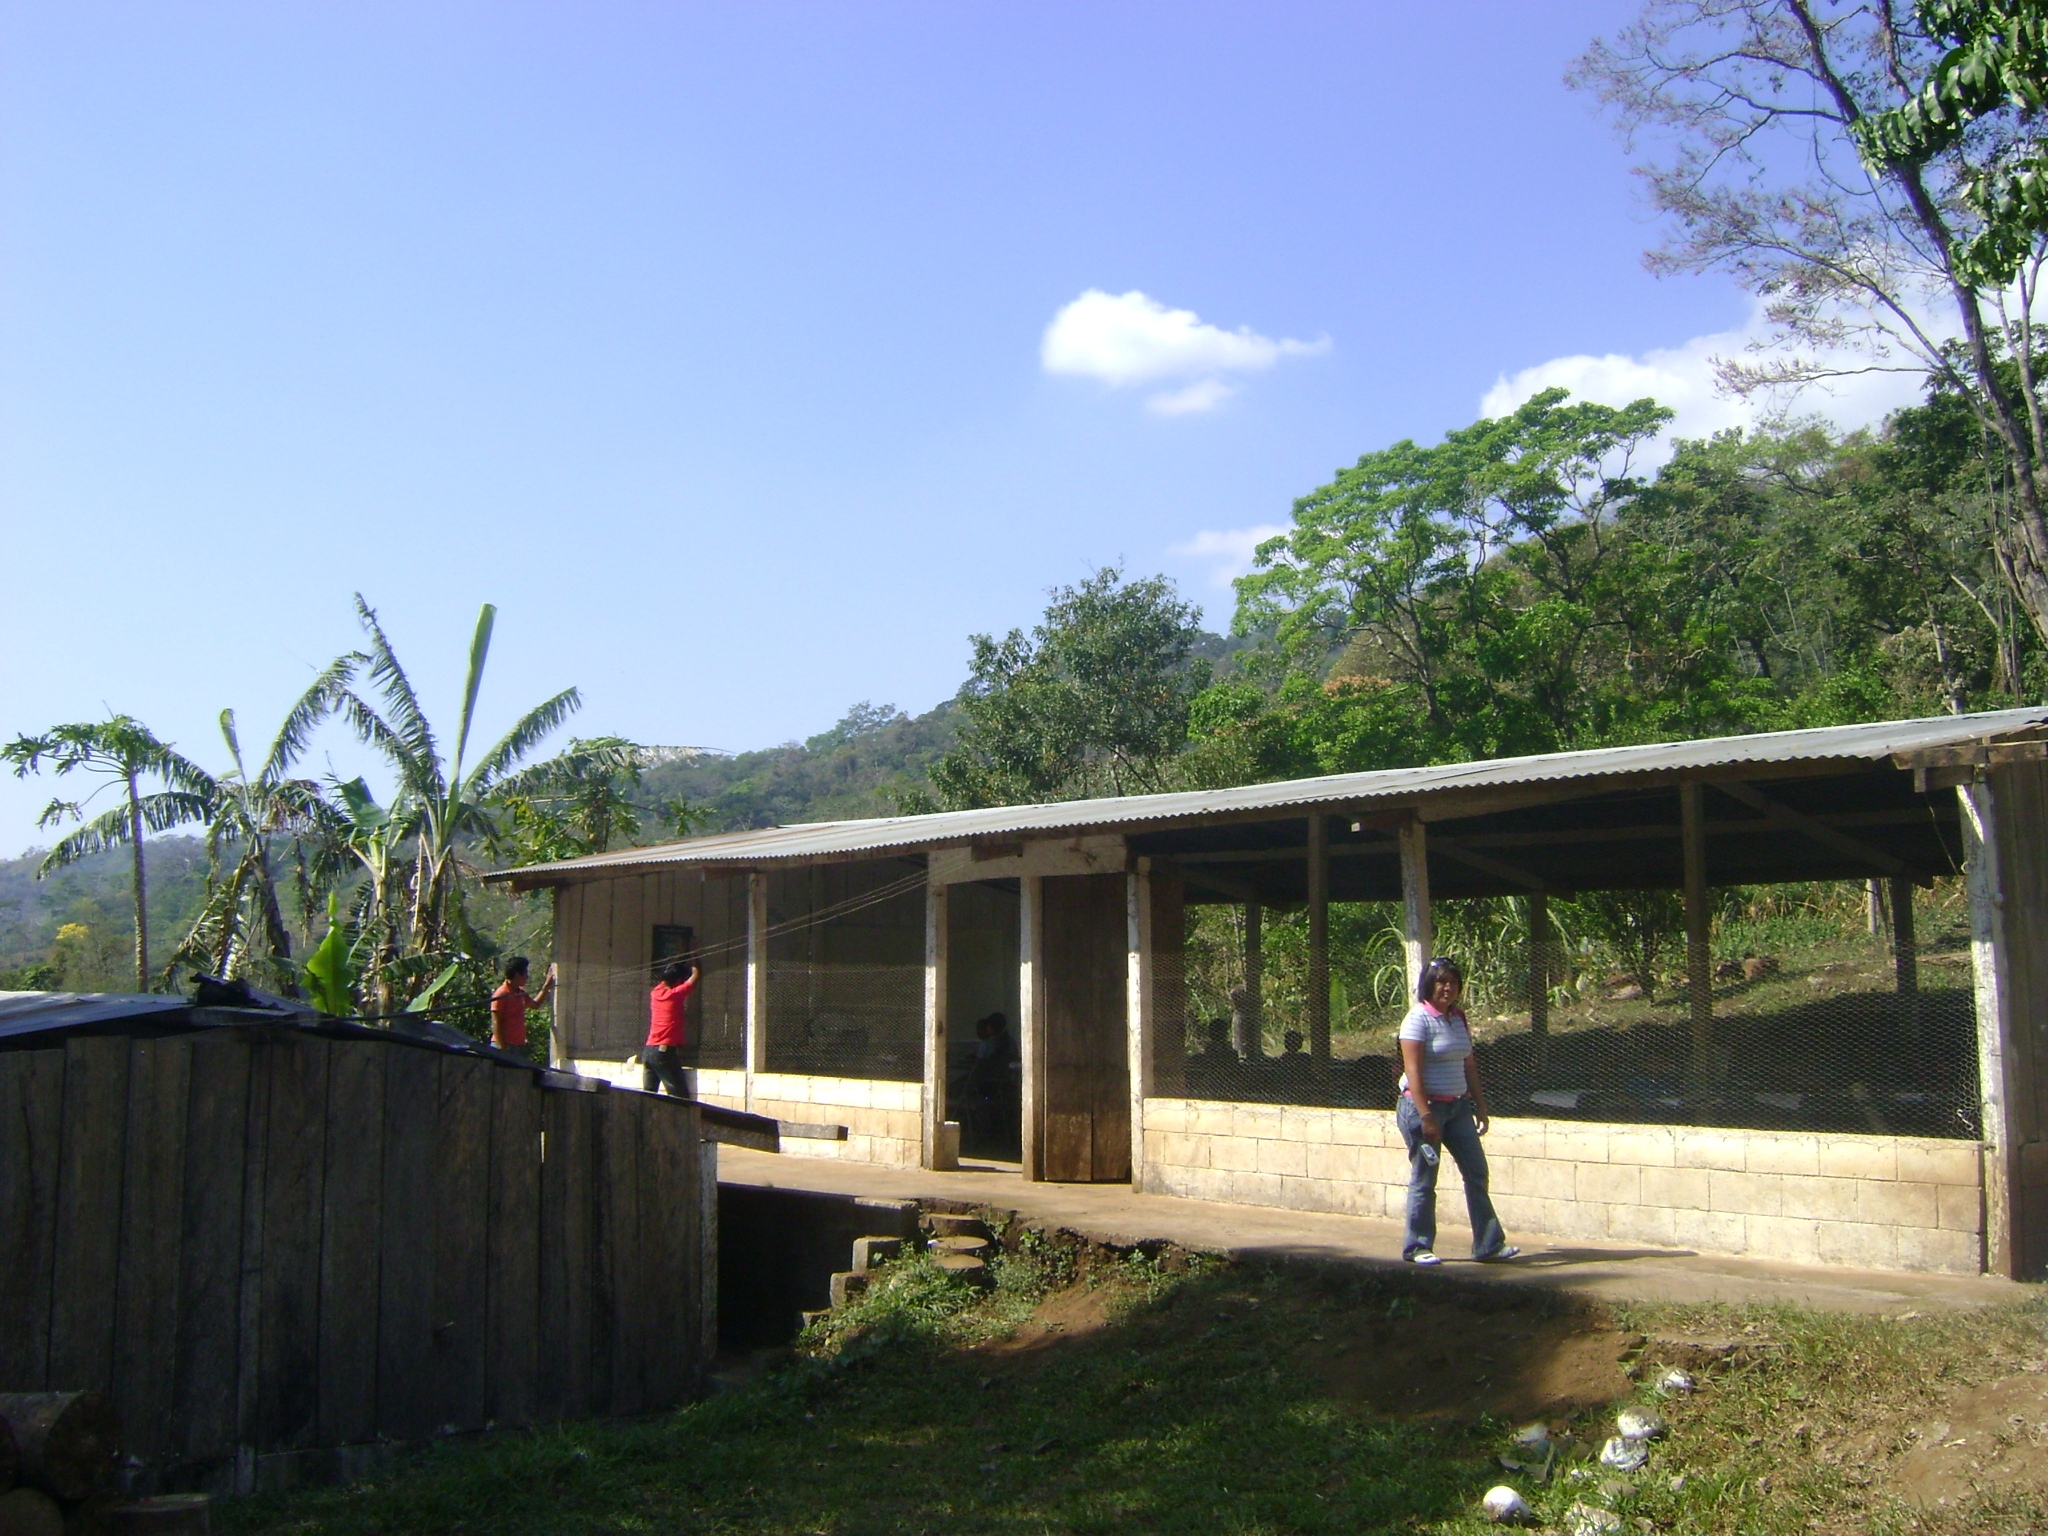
[222,1230,2048,1536]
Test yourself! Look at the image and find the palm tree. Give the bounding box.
[2,717,214,991]
[329,596,579,997]
[165,690,350,990]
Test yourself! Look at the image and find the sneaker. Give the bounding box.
[1407,1250,1443,1267]
[1476,1245,1522,1263]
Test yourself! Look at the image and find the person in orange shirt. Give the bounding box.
[490,955,555,1055]
[643,959,700,1096]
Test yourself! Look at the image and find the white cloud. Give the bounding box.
[1147,378,1238,416]
[1170,523,1290,588]
[1042,288,1328,414]
[1479,298,1935,456]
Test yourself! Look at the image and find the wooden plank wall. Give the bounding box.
[0,1027,707,1491]
[556,872,733,1064]
[1039,873,1132,1182]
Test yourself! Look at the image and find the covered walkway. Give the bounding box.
[717,1146,2023,1316]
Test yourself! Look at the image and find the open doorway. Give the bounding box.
[946,879,1021,1161]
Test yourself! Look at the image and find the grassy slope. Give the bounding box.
[224,1232,2048,1536]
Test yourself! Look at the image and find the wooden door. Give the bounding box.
[1038,873,1130,1181]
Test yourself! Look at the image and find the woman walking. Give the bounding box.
[1397,956,1518,1266]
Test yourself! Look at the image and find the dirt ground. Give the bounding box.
[1896,1362,2048,1510]
[1303,1289,1635,1422]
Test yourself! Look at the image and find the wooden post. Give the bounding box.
[922,879,950,1170]
[1889,875,1919,996]
[1306,813,1330,1071]
[1528,891,1551,1037]
[744,870,768,1115]
[1681,782,1714,1087]
[1126,862,1152,1191]
[1237,903,1264,1059]
[1398,815,1432,998]
[1867,878,1886,939]
[1961,780,2016,1276]
[1018,874,1043,1183]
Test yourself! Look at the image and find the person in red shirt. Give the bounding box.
[643,959,700,1096]
[490,955,555,1055]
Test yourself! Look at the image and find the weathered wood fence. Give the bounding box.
[0,1026,711,1492]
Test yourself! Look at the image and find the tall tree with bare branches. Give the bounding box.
[1573,1,2048,643]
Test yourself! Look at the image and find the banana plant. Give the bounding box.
[302,893,359,1017]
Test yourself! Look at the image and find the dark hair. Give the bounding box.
[1416,955,1465,1004]
[661,960,691,986]
[504,955,530,981]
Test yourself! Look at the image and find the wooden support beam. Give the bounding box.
[1146,854,1267,907]
[1398,816,1432,999]
[1306,813,1330,1071]
[1528,891,1550,1039]
[922,879,950,1170]
[1431,836,1556,894]
[1680,783,1714,1088]
[1126,865,1152,1191]
[1889,874,1919,998]
[1238,903,1264,1060]
[1716,780,1904,875]
[744,870,768,1114]
[1018,874,1044,1183]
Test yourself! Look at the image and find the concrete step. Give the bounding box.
[852,1235,905,1272]
[828,1270,870,1308]
[799,1309,831,1330]
[930,1234,989,1256]
[853,1197,922,1238]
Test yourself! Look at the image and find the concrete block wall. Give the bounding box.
[564,1062,923,1166]
[1140,1098,1985,1275]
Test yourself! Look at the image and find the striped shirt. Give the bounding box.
[1398,1003,1472,1099]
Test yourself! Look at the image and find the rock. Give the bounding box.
[933,1252,993,1287]
[1617,1407,1666,1441]
[1607,984,1646,1002]
[1743,955,1779,981]
[924,1213,991,1241]
[1513,1423,1552,1450]
[1481,1485,1532,1524]
[1566,1502,1622,1536]
[1656,1370,1696,1396]
[930,1234,990,1256]
[1599,1436,1648,1472]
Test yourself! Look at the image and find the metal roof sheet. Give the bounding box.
[0,990,193,1041]
[489,706,2048,884]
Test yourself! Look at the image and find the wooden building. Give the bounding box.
[495,708,2048,1280]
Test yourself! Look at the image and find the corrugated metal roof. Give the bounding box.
[489,706,2048,884]
[0,990,192,1041]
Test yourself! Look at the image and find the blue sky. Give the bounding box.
[0,2,1920,854]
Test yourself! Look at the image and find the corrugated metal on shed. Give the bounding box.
[488,706,2048,885]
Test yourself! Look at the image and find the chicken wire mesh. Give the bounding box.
[1169,877,1980,1139]
[763,859,926,1082]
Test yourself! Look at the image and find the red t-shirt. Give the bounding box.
[647,973,698,1049]
[490,981,530,1049]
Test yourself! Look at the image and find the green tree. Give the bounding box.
[3,717,213,991]
[1235,389,1682,759]
[490,736,654,864]
[326,597,579,1003]
[930,569,1209,808]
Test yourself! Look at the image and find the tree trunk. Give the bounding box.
[0,1393,119,1503]
[127,773,147,992]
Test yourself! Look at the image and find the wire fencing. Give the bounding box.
[763,859,926,1082]
[1172,877,1980,1139]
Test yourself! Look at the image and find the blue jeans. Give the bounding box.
[1396,1095,1507,1259]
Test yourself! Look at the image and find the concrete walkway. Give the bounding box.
[718,1147,2032,1315]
